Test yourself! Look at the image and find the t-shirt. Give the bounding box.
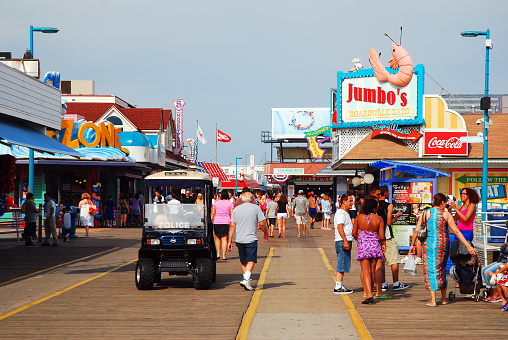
[167,199,181,214]
[322,200,331,214]
[45,200,56,218]
[378,200,391,238]
[213,199,234,224]
[230,203,266,243]
[24,200,38,223]
[153,195,165,203]
[64,212,71,229]
[181,196,195,204]
[293,196,309,216]
[266,201,277,218]
[276,200,287,214]
[334,208,354,242]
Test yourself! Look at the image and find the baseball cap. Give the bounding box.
[298,190,304,194]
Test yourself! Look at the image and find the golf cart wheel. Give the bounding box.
[448,292,455,301]
[135,258,156,290]
[193,258,214,290]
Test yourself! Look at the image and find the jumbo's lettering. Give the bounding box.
[346,83,407,106]
[60,119,121,149]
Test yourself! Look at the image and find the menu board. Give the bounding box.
[392,181,433,225]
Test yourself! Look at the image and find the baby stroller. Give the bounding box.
[448,240,485,302]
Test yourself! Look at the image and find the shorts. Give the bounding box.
[277,213,287,220]
[295,215,307,225]
[308,207,317,217]
[214,224,229,236]
[236,241,258,263]
[268,218,276,226]
[349,210,358,219]
[335,240,352,272]
[324,213,331,220]
[24,222,37,237]
[384,238,400,266]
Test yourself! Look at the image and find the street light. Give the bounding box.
[28,25,60,194]
[460,29,492,218]
[235,157,242,196]
[30,26,60,56]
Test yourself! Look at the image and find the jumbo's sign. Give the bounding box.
[423,131,468,156]
[60,120,121,149]
[332,64,424,128]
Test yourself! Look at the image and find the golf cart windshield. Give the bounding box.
[145,203,205,229]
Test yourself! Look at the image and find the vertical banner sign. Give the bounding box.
[173,99,185,156]
[250,154,255,175]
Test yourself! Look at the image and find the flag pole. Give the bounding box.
[215,124,218,164]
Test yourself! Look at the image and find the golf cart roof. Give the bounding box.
[144,170,212,187]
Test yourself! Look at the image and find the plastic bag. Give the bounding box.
[403,255,417,276]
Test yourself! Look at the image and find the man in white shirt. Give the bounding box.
[42,193,59,247]
[333,194,354,294]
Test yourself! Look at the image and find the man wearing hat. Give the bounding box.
[293,190,309,237]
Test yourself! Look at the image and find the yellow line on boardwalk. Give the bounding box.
[318,248,372,340]
[0,247,120,287]
[0,258,137,321]
[236,247,275,340]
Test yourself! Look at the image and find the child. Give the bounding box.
[63,205,71,242]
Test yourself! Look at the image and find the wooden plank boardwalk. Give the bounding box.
[0,220,506,339]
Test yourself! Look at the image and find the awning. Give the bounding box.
[220,179,261,190]
[369,160,451,178]
[0,119,81,157]
[315,164,357,176]
[195,162,228,182]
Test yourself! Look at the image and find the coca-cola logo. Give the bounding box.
[423,131,468,156]
[427,137,463,149]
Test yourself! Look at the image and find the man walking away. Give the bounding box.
[293,190,309,237]
[379,185,409,291]
[308,192,317,229]
[42,193,58,247]
[265,194,277,237]
[228,192,268,291]
[334,194,354,294]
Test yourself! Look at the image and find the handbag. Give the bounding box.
[417,208,429,242]
[403,255,417,276]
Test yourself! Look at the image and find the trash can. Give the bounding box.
[487,209,508,243]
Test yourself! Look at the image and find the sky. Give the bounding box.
[2,0,508,166]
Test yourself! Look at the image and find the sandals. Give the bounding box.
[362,297,374,304]
[375,294,392,299]
[425,303,437,307]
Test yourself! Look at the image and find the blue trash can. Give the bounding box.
[487,209,508,243]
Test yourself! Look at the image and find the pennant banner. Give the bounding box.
[217,129,231,142]
[197,125,207,144]
[271,175,290,183]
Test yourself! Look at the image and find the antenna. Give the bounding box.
[400,26,403,45]
[384,33,397,44]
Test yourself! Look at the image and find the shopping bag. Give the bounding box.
[403,255,417,276]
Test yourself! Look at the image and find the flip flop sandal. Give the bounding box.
[425,303,437,307]
[376,294,392,299]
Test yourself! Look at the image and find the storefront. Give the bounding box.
[329,40,508,245]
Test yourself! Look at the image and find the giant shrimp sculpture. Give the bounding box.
[369,32,413,87]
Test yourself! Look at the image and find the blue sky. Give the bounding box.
[2,0,507,166]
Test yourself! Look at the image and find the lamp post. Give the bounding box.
[460,29,492,218]
[28,25,59,195]
[235,157,242,196]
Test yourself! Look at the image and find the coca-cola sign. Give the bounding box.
[423,131,468,156]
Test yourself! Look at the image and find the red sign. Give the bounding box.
[423,131,468,156]
[371,125,422,142]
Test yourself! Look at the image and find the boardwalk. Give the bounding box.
[0,219,506,339]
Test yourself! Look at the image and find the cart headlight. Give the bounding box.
[147,238,160,245]
[186,238,202,245]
